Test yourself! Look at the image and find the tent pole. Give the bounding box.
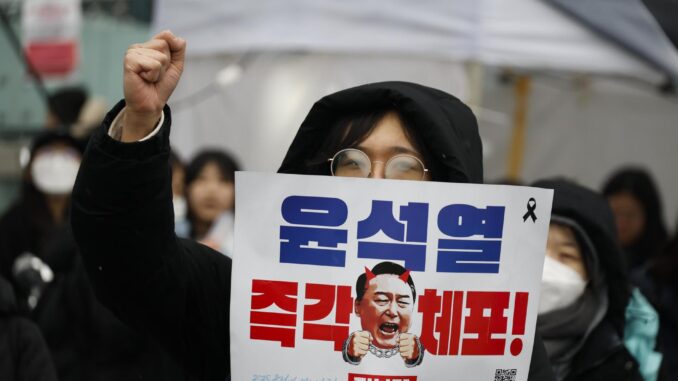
[507,75,531,182]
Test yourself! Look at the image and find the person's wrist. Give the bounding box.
[120,108,162,142]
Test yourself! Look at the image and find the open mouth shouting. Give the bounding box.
[379,322,399,335]
[373,321,401,348]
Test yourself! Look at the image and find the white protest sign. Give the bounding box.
[231,172,553,381]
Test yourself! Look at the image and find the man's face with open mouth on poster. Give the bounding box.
[354,273,414,349]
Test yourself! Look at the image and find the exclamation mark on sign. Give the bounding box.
[510,292,529,356]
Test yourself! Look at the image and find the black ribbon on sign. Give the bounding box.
[523,198,537,223]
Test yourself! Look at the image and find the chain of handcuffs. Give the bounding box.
[368,343,400,358]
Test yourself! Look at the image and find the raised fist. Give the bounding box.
[398,333,420,362]
[347,330,372,360]
[121,30,186,141]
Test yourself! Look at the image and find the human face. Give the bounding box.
[347,112,430,181]
[354,274,414,349]
[30,142,82,195]
[607,192,645,247]
[187,162,235,224]
[546,224,588,280]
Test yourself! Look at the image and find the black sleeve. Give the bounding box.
[70,100,231,380]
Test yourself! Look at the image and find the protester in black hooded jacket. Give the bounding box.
[71,31,554,381]
[533,179,643,381]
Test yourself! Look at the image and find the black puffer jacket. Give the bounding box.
[534,179,643,381]
[73,81,553,380]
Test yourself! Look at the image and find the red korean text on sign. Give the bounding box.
[250,280,298,347]
[302,283,353,351]
[461,291,510,355]
[418,289,529,356]
[417,289,464,355]
[348,374,417,381]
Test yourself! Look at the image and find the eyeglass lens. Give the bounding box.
[331,149,371,178]
[331,149,424,180]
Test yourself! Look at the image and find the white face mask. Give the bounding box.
[173,196,187,222]
[31,151,81,195]
[538,255,587,315]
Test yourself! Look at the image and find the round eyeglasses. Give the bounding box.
[328,148,429,181]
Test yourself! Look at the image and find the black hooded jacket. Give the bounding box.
[279,81,483,183]
[533,179,642,381]
[72,82,552,380]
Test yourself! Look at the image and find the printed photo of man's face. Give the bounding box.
[354,272,414,349]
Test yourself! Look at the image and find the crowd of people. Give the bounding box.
[0,31,676,381]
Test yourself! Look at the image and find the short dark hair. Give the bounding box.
[185,149,240,186]
[355,261,416,303]
[47,86,88,126]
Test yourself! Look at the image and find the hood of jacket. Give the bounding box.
[533,179,630,335]
[277,81,483,183]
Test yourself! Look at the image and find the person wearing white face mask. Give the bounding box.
[533,179,645,381]
[0,131,83,304]
[0,131,84,374]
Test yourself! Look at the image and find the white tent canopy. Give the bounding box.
[155,0,667,83]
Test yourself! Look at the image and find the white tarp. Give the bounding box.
[154,0,663,82]
[231,172,553,380]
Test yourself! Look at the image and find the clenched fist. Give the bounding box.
[398,333,420,362]
[121,30,186,142]
[347,331,372,360]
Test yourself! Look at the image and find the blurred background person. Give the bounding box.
[176,149,240,256]
[0,130,90,379]
[602,168,669,271]
[633,219,678,380]
[45,87,87,130]
[46,86,108,143]
[0,130,82,312]
[534,179,653,381]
